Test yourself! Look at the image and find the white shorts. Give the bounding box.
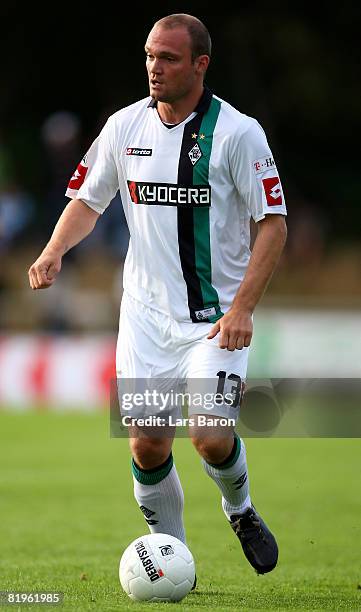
[116,291,249,420]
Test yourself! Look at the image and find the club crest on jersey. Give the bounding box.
[188,143,202,166]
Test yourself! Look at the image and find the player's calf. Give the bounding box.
[129,426,174,469]
[189,416,234,464]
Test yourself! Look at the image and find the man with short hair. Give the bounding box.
[29,13,287,577]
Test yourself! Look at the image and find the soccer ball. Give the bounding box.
[119,533,195,602]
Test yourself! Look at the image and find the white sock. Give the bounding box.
[132,453,186,543]
[202,435,251,520]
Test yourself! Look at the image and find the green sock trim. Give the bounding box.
[132,453,173,485]
[207,436,241,470]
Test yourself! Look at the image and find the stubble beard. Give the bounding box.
[149,78,194,104]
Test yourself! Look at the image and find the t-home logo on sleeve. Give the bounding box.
[253,156,276,175]
[127,181,211,207]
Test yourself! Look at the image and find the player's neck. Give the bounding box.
[157,85,205,125]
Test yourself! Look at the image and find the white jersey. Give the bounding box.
[66,88,286,323]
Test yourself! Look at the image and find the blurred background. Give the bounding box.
[0,3,360,408]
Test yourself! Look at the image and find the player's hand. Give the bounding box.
[207,307,253,351]
[28,248,62,290]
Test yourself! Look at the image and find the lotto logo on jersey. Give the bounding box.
[127,181,211,207]
[262,176,283,206]
[68,162,88,190]
[126,147,152,156]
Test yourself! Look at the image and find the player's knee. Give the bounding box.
[130,437,171,470]
[191,435,232,465]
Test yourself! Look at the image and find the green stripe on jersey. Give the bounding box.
[193,97,223,323]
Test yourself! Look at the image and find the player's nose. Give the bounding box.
[151,57,163,74]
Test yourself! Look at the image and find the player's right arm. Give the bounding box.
[28,199,100,289]
[29,115,119,290]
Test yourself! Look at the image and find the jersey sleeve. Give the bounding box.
[65,117,118,214]
[230,120,287,222]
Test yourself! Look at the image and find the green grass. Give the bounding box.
[0,411,360,611]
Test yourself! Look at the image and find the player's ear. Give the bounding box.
[195,54,210,75]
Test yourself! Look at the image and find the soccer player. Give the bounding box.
[29,14,287,577]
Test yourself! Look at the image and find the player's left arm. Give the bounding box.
[208,119,287,351]
[208,214,287,351]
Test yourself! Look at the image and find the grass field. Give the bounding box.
[0,411,360,611]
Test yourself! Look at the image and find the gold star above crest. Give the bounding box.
[192,133,198,139]
[200,133,206,140]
